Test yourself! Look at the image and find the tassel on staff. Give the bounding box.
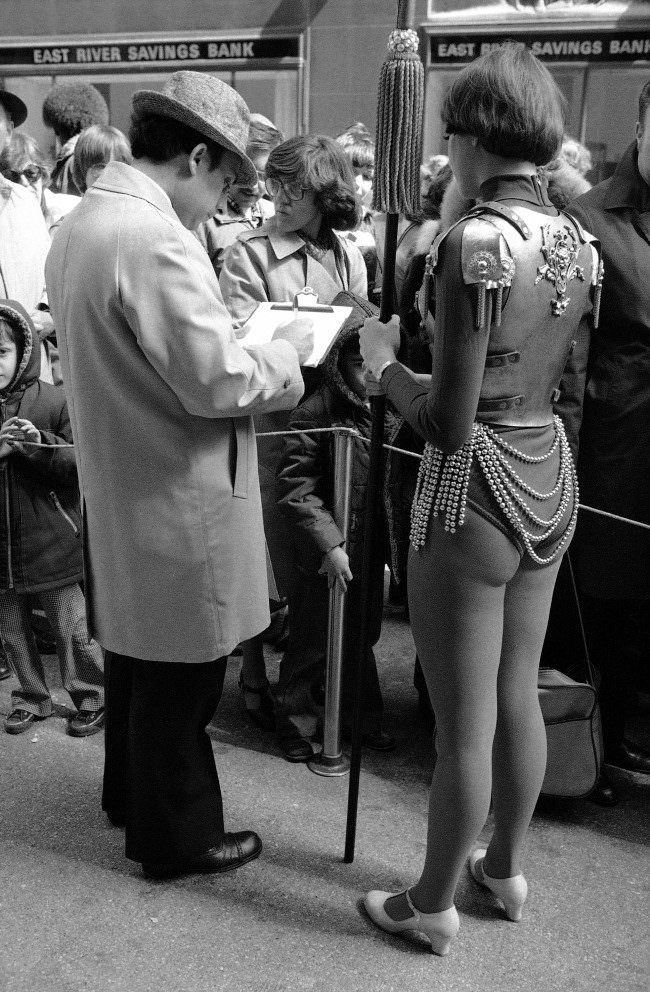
[345,0,424,864]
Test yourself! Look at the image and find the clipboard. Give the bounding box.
[238,300,353,367]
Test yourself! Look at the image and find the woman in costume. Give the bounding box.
[359,44,602,955]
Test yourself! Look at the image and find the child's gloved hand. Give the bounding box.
[0,417,41,454]
[318,545,353,592]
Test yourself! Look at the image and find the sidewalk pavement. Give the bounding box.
[0,605,648,992]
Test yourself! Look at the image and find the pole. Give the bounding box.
[309,429,354,777]
[344,0,423,862]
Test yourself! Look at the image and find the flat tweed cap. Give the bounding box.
[133,71,256,187]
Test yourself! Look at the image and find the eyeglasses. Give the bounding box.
[7,163,43,185]
[265,177,306,201]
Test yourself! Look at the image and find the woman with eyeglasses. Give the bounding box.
[220,133,366,320]
[358,44,602,955]
[0,132,78,232]
[219,134,367,752]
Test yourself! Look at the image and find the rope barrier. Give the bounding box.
[11,428,648,531]
[257,425,650,531]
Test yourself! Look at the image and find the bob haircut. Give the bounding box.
[266,134,361,232]
[72,124,132,192]
[441,43,565,166]
[129,111,225,170]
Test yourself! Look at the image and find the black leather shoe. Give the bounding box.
[279,734,314,763]
[142,830,262,879]
[588,771,619,807]
[605,741,650,775]
[67,708,105,737]
[4,709,45,734]
[0,663,12,681]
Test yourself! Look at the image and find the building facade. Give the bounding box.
[0,1,648,174]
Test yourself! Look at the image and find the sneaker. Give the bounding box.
[67,708,105,738]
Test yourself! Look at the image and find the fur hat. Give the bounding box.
[133,71,256,187]
[0,90,27,128]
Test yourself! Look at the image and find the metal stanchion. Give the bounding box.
[309,428,354,778]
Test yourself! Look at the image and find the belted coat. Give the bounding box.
[45,162,304,663]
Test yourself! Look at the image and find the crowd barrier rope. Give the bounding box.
[16,425,647,780]
[256,424,650,776]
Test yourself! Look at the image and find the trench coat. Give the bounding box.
[569,142,650,599]
[45,161,304,662]
[219,220,367,327]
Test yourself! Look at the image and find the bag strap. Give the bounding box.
[566,551,597,688]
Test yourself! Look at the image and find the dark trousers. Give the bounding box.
[101,651,227,864]
[580,596,647,751]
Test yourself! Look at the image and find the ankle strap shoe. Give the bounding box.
[364,889,459,956]
[469,849,527,922]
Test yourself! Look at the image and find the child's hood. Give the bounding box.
[322,321,366,412]
[0,299,40,395]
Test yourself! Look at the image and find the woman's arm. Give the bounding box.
[362,223,491,454]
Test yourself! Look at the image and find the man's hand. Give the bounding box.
[318,545,353,592]
[359,314,401,378]
[0,417,41,454]
[272,316,314,365]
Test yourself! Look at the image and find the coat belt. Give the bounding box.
[233,418,250,499]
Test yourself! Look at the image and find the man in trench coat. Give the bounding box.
[569,80,650,803]
[45,72,312,876]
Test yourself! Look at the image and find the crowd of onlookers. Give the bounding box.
[0,77,647,807]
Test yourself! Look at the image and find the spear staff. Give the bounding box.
[344,0,424,862]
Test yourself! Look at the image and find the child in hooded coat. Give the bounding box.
[274,324,393,762]
[0,300,104,736]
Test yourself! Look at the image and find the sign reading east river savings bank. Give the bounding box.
[0,36,299,70]
[429,30,650,64]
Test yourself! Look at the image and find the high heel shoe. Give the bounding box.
[468,849,528,922]
[363,889,459,956]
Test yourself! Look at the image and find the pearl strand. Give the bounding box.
[409,416,577,564]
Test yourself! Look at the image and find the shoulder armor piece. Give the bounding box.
[461,217,516,329]
[562,211,604,327]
